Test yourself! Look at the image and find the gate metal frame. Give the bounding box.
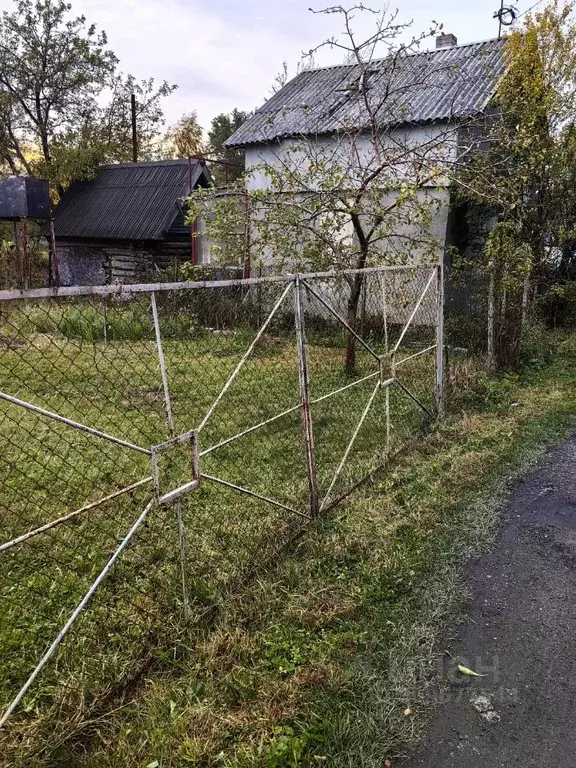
[0,263,443,727]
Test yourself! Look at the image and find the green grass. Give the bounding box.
[21,330,574,768]
[5,298,573,767]
[0,296,436,765]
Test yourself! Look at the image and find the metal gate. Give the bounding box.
[0,263,442,751]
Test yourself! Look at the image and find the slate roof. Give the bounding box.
[225,38,506,147]
[52,159,211,241]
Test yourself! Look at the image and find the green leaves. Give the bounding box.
[166,112,205,159]
[0,0,176,191]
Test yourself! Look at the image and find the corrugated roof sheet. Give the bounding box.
[225,38,506,147]
[53,159,209,241]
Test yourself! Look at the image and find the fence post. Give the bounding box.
[435,260,445,418]
[487,269,495,371]
[150,291,191,623]
[294,276,319,518]
[13,221,22,288]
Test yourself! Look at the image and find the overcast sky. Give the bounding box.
[0,0,537,133]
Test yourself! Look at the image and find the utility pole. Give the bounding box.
[131,93,138,163]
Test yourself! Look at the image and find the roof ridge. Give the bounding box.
[300,36,504,74]
[100,159,203,170]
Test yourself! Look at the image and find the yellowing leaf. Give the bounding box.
[458,664,486,677]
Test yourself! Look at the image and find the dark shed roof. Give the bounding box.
[52,159,211,241]
[225,38,506,148]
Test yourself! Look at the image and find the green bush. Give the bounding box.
[520,319,555,369]
[538,281,576,328]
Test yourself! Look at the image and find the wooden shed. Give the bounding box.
[51,159,212,285]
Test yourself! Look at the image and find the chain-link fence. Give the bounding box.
[444,267,489,353]
[0,264,442,761]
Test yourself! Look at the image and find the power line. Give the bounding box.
[494,2,518,37]
[494,0,549,37]
[516,0,547,19]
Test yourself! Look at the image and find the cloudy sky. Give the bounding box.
[0,0,537,133]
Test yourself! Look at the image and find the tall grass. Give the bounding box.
[13,302,158,342]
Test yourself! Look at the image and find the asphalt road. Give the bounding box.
[404,436,576,768]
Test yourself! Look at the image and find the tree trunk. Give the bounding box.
[345,215,369,376]
[494,283,524,370]
[344,270,365,377]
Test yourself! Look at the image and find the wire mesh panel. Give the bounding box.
[444,267,489,354]
[0,265,441,762]
[0,295,186,760]
[300,266,439,509]
[152,281,310,603]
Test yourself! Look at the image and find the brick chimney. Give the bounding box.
[436,33,458,49]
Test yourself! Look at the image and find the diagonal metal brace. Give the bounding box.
[392,269,436,354]
[197,281,293,433]
[0,390,151,455]
[394,378,434,419]
[0,499,156,728]
[320,379,381,512]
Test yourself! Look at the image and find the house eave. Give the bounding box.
[233,115,477,150]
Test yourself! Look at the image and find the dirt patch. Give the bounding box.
[403,437,576,768]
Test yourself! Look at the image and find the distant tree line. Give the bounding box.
[167,108,250,185]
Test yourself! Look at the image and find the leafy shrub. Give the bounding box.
[520,319,555,369]
[267,723,325,768]
[538,281,576,328]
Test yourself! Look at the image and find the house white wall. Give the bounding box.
[244,122,458,191]
[243,122,458,268]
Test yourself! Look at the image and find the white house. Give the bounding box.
[224,34,506,270]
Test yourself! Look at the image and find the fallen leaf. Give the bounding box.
[458,664,486,677]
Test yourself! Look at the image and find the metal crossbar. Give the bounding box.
[0,477,153,553]
[0,263,431,302]
[395,344,437,367]
[199,404,302,458]
[202,473,311,520]
[0,391,151,455]
[200,371,381,459]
